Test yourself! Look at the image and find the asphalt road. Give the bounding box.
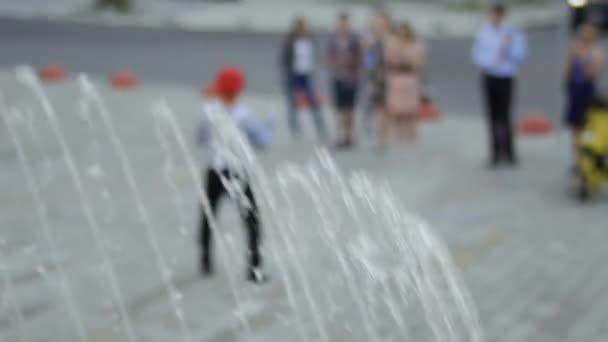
[0,17,591,118]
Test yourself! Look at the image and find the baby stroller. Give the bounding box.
[577,97,608,201]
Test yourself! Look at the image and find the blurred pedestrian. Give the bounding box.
[472,3,527,167]
[197,66,273,283]
[280,17,327,140]
[380,22,425,146]
[328,13,362,149]
[564,23,604,161]
[361,10,392,136]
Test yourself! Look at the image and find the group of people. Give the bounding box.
[280,11,425,150]
[475,2,606,171]
[280,2,605,167]
[473,3,604,169]
[193,2,606,283]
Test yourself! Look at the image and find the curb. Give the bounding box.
[171,7,565,39]
[0,6,565,39]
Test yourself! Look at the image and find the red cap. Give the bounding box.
[207,66,245,99]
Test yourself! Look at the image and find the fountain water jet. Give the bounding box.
[0,246,29,342]
[77,75,193,342]
[0,103,87,342]
[154,99,484,341]
[1,65,484,341]
[13,65,137,342]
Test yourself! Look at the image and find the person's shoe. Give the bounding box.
[506,155,518,167]
[506,159,518,169]
[578,184,591,202]
[247,267,267,284]
[334,139,353,151]
[200,255,213,276]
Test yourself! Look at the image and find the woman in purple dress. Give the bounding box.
[564,23,604,159]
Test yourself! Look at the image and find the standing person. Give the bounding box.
[564,23,604,161]
[280,17,327,140]
[197,66,273,283]
[361,10,391,135]
[328,13,362,149]
[381,22,425,146]
[472,3,527,167]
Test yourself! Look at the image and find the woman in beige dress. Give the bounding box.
[380,22,425,146]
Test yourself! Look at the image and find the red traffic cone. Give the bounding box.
[110,70,138,89]
[39,64,65,83]
[419,99,442,121]
[517,112,553,135]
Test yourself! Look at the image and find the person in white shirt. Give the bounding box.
[197,66,273,283]
[472,3,527,167]
[280,17,327,140]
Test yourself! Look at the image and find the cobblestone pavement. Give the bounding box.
[0,70,607,341]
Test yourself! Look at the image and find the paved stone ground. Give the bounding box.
[0,68,607,342]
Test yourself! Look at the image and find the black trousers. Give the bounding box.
[482,74,516,163]
[199,168,261,270]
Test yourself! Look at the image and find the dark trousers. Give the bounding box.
[483,74,516,164]
[285,73,327,139]
[199,168,261,271]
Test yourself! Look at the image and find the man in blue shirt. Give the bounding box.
[472,3,527,167]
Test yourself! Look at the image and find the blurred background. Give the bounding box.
[1,0,608,341]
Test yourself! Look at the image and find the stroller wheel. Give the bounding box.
[578,182,590,202]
